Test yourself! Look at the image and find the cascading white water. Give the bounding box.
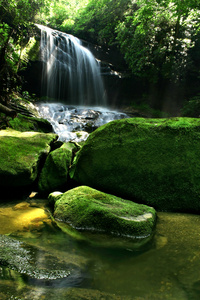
[37,103,128,142]
[36,25,128,142]
[37,24,106,106]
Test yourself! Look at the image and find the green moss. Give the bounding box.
[9,114,53,133]
[52,186,156,238]
[70,117,200,213]
[0,129,57,187]
[38,143,74,194]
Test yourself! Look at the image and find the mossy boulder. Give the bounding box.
[50,186,156,238]
[9,114,53,133]
[38,142,78,194]
[70,118,200,213]
[2,94,53,133]
[0,129,57,189]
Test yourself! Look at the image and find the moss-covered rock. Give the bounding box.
[9,114,53,133]
[70,117,200,213]
[38,142,78,194]
[0,129,57,189]
[51,186,156,238]
[2,94,53,133]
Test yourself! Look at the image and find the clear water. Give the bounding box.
[0,199,200,299]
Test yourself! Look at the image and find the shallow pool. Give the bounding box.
[0,199,200,299]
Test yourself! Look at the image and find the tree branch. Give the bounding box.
[0,103,17,118]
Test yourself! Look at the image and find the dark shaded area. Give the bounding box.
[21,34,200,117]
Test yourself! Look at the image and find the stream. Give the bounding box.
[36,102,128,142]
[0,198,200,300]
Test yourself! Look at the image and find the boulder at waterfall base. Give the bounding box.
[49,185,157,238]
[70,117,200,213]
[38,142,78,194]
[0,129,57,192]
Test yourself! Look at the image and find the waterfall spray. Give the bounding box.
[37,24,106,106]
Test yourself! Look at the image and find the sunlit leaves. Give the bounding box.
[116,0,200,83]
[69,0,131,44]
[0,23,10,46]
[0,0,46,95]
[38,0,90,31]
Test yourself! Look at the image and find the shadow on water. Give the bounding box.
[0,199,200,299]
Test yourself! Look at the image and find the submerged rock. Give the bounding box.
[50,186,156,238]
[0,200,52,236]
[0,129,57,190]
[70,118,200,213]
[0,234,72,280]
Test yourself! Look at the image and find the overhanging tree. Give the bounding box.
[115,0,200,106]
[0,0,48,104]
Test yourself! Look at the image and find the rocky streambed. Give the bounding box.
[36,103,128,142]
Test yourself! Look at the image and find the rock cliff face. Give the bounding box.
[70,117,200,213]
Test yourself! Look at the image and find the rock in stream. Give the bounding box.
[0,234,80,284]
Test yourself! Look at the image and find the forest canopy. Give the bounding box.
[36,0,200,82]
[1,0,200,113]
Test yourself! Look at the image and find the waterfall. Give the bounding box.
[37,24,106,106]
[36,25,128,143]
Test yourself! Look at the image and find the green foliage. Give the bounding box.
[0,0,47,99]
[181,94,200,117]
[1,0,200,108]
[0,23,10,45]
[38,0,89,32]
[38,0,131,44]
[131,102,170,118]
[41,0,200,94]
[116,0,200,83]
[71,0,131,45]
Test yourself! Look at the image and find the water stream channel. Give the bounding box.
[0,198,200,299]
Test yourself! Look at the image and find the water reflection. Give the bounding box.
[0,199,200,299]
